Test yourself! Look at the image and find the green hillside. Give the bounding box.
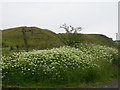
[2,26,116,55]
[1,26,119,88]
[58,33,115,47]
[2,27,64,49]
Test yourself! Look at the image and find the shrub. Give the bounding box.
[1,44,118,86]
[59,33,82,46]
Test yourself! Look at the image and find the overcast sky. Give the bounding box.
[0,0,118,40]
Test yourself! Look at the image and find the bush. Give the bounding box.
[9,46,14,51]
[1,44,118,86]
[59,33,82,46]
[112,54,120,68]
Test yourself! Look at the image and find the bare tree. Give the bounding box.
[60,23,82,33]
[74,27,82,33]
[59,24,83,46]
[60,23,70,33]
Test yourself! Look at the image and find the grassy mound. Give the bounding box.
[2,27,64,49]
[1,44,118,87]
[2,27,117,56]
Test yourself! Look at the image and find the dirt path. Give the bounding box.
[92,80,120,88]
[1,80,120,89]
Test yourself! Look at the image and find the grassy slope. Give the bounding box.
[58,33,115,47]
[1,27,119,88]
[2,27,64,49]
[2,26,116,55]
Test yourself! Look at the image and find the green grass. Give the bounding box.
[58,33,116,47]
[2,26,117,55]
[1,44,119,88]
[1,26,119,88]
[2,27,64,51]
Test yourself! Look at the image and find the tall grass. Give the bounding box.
[1,44,119,87]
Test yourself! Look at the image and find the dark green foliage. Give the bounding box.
[58,33,82,46]
[112,53,120,69]
[9,46,14,51]
[58,33,116,47]
[112,43,120,70]
[83,68,100,82]
[16,45,19,52]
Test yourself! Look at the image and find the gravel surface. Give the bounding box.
[92,80,120,88]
